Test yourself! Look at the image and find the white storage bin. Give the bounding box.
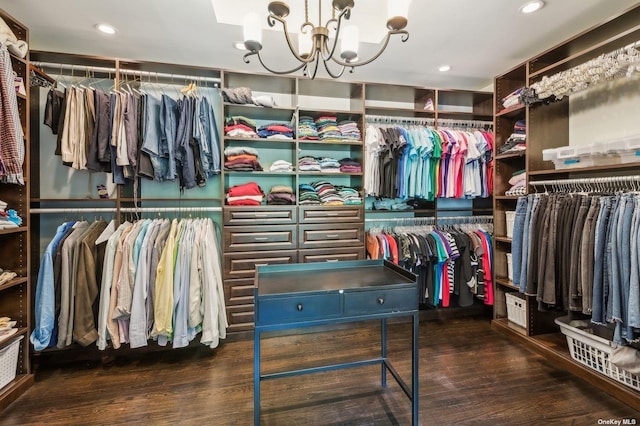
[0,335,22,391]
[506,253,513,282]
[505,292,526,328]
[505,211,515,239]
[555,316,640,392]
[607,135,640,164]
[546,144,620,169]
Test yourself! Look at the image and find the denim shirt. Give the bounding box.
[30,222,75,351]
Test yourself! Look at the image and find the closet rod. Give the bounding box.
[529,175,640,187]
[365,215,493,223]
[437,118,493,128]
[31,61,221,85]
[365,115,436,125]
[31,206,222,214]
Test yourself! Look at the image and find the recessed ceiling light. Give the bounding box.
[520,0,544,14]
[95,23,117,35]
[438,65,451,72]
[233,41,248,51]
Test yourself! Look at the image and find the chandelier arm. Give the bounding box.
[309,55,322,79]
[322,57,347,79]
[330,30,409,68]
[268,14,316,64]
[244,50,309,75]
[321,7,351,62]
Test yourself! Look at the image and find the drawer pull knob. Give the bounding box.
[297,303,303,311]
[326,234,339,238]
[378,298,385,305]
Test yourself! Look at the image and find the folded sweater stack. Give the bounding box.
[501,87,524,110]
[499,119,527,155]
[226,181,264,206]
[298,116,319,140]
[299,184,321,205]
[225,115,258,138]
[338,120,361,142]
[298,156,321,172]
[339,158,362,173]
[269,160,293,172]
[224,146,263,171]
[0,200,20,229]
[267,185,296,205]
[257,123,294,139]
[316,116,342,142]
[505,169,527,196]
[318,157,341,173]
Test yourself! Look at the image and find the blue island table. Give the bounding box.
[253,259,419,425]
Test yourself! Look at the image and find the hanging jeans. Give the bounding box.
[511,196,527,287]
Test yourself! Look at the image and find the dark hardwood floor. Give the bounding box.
[2,316,638,425]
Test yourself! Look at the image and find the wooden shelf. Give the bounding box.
[0,226,27,235]
[224,137,297,144]
[299,108,364,116]
[364,105,435,115]
[495,152,526,160]
[529,23,640,79]
[528,162,640,176]
[494,236,512,243]
[0,327,27,350]
[496,104,526,118]
[494,195,522,200]
[9,53,27,65]
[0,276,27,292]
[436,111,493,120]
[298,140,363,146]
[31,198,116,203]
[119,198,222,203]
[495,277,519,291]
[224,171,296,176]
[298,172,363,176]
[0,374,34,412]
[223,102,296,112]
[492,320,640,411]
[492,317,527,336]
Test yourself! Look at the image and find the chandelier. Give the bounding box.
[241,0,411,79]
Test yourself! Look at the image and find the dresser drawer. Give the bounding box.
[299,206,364,224]
[224,225,297,252]
[224,278,255,306]
[257,293,341,325]
[226,304,254,332]
[344,287,417,316]
[299,247,365,263]
[298,223,364,249]
[223,250,298,279]
[223,206,296,225]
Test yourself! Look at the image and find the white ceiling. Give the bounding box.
[2,0,639,90]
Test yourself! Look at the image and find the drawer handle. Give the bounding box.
[254,213,268,217]
[297,303,303,311]
[378,298,385,305]
[254,237,269,241]
[326,234,339,238]
[326,213,339,216]
[326,259,339,262]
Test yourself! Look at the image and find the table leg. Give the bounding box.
[412,313,419,425]
[254,329,261,426]
[381,318,387,388]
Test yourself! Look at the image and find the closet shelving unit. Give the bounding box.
[27,51,494,337]
[0,8,34,411]
[492,62,528,322]
[363,83,494,218]
[492,3,640,410]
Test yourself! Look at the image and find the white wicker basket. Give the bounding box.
[555,317,640,392]
[505,211,516,239]
[0,335,22,391]
[505,292,526,328]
